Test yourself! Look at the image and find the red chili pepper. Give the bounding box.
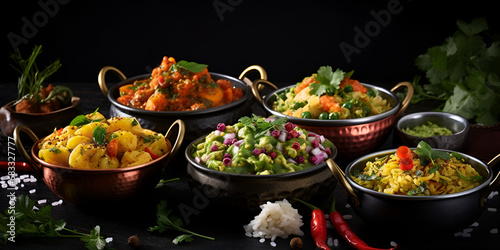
[145,147,159,160]
[294,199,330,250]
[330,197,397,250]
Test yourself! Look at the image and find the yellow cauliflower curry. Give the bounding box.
[37,110,169,169]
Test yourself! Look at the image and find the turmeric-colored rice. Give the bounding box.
[351,153,484,196]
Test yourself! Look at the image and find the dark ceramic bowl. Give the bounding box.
[185,134,338,211]
[328,149,500,234]
[14,120,185,205]
[98,66,265,143]
[252,80,414,160]
[0,97,81,138]
[396,111,469,151]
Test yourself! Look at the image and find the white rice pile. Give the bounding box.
[243,199,304,242]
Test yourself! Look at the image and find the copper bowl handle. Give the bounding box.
[250,79,278,106]
[238,65,268,87]
[13,125,42,177]
[390,81,414,119]
[164,119,185,168]
[479,153,500,208]
[326,158,360,207]
[98,66,127,97]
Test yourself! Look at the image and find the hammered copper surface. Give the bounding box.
[32,139,172,205]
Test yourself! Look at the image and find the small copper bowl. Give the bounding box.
[185,133,338,212]
[14,120,185,205]
[251,80,414,160]
[0,97,81,138]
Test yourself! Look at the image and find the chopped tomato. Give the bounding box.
[396,146,412,159]
[106,139,118,158]
[340,78,367,93]
[399,157,414,170]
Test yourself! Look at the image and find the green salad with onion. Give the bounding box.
[191,115,335,175]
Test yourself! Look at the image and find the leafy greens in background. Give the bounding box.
[413,17,500,125]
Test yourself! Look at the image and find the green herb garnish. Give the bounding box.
[148,200,214,245]
[49,148,61,154]
[414,141,450,167]
[413,17,500,125]
[309,66,347,96]
[69,108,101,126]
[175,60,208,73]
[456,170,483,182]
[92,126,107,145]
[0,195,107,250]
[10,45,63,102]
[238,114,287,139]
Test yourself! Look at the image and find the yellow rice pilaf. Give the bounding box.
[351,153,483,196]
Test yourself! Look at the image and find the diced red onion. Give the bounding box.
[278,131,288,142]
[305,146,311,153]
[224,132,236,140]
[214,130,221,136]
[319,135,325,143]
[194,156,201,164]
[311,147,323,156]
[234,140,244,147]
[287,158,297,164]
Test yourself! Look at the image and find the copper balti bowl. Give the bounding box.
[14,120,185,205]
[251,80,413,160]
[98,65,266,143]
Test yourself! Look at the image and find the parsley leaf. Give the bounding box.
[238,114,287,139]
[309,66,346,96]
[148,201,214,244]
[0,195,107,250]
[414,18,500,125]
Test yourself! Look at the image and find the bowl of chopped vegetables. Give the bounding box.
[327,141,500,234]
[98,57,266,143]
[251,66,413,159]
[185,115,338,211]
[395,111,469,151]
[13,111,185,205]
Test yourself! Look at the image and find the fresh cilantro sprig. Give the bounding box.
[309,66,352,96]
[148,201,214,245]
[238,114,287,139]
[414,17,500,125]
[0,195,107,250]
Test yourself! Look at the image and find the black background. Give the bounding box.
[2,0,500,89]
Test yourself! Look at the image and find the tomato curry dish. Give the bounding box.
[117,56,244,111]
